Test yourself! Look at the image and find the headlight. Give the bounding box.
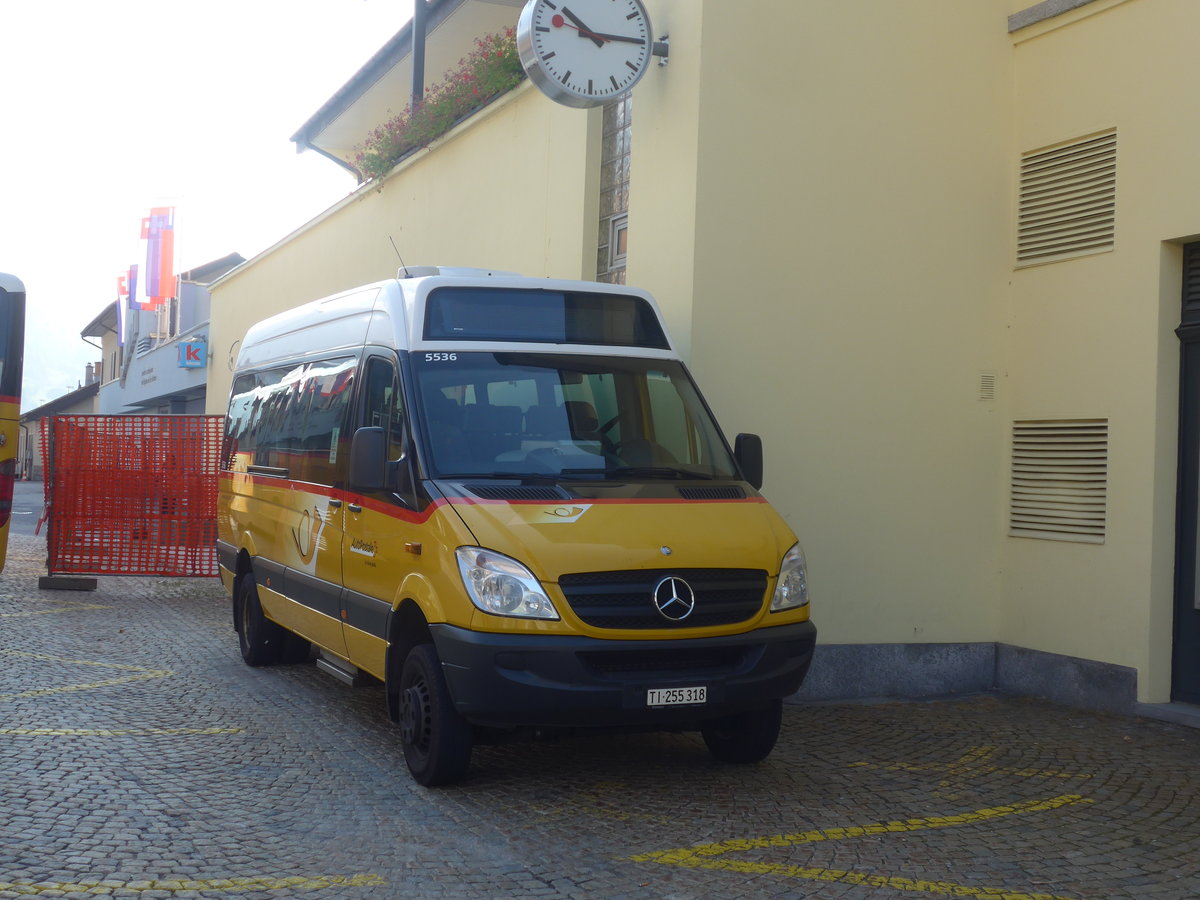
[770,543,809,612]
[456,547,559,620]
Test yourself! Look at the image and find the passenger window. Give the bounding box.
[301,357,356,484]
[220,357,356,486]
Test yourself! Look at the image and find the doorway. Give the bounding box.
[1173,240,1200,703]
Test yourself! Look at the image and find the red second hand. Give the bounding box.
[551,14,606,42]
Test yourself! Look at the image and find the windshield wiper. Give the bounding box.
[605,466,716,480]
[438,472,566,483]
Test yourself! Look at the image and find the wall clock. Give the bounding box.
[516,0,654,109]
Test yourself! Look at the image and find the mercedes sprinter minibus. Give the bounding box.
[217,267,816,785]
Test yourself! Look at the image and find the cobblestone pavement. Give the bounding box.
[3,533,1200,899]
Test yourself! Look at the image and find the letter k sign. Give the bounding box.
[178,341,207,368]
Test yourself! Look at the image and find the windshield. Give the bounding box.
[411,352,739,481]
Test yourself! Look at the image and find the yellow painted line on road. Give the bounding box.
[631,856,1086,899]
[849,758,1092,781]
[628,794,1093,899]
[0,649,172,701]
[0,873,385,895]
[0,727,244,736]
[937,745,998,795]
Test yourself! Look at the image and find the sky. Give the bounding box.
[1,0,415,410]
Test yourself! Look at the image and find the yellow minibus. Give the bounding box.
[217,268,815,784]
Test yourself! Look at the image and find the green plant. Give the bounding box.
[354,28,526,181]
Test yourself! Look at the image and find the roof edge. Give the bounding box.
[290,0,467,154]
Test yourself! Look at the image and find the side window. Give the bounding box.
[220,357,356,485]
[222,373,259,470]
[265,367,306,474]
[361,356,405,462]
[300,357,356,485]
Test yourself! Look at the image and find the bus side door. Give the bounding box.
[341,354,425,680]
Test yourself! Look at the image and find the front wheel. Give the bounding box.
[398,644,473,786]
[700,699,783,764]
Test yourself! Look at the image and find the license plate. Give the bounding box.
[646,686,707,707]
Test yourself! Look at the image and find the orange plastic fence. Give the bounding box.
[41,415,223,577]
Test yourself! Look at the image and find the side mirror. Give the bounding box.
[349,427,386,491]
[734,433,764,490]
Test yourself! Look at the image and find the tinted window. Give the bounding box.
[424,288,669,349]
[222,356,356,485]
[0,289,25,401]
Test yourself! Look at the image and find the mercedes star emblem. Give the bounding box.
[652,576,696,621]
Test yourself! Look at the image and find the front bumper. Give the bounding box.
[430,619,817,729]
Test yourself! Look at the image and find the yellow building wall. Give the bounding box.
[1005,0,1195,700]
[630,1,1014,647]
[208,0,1197,703]
[207,82,599,411]
[623,0,704,358]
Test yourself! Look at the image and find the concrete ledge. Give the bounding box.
[1009,0,1101,32]
[793,642,995,703]
[994,643,1137,715]
[794,641,1139,717]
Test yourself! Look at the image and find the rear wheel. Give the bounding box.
[398,644,473,786]
[235,575,285,667]
[279,631,312,664]
[701,699,783,764]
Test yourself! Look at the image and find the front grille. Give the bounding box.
[558,568,767,629]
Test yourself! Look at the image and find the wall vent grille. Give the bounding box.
[1010,418,1108,544]
[1017,130,1116,266]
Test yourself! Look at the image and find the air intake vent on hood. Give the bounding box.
[678,486,746,500]
[463,484,571,501]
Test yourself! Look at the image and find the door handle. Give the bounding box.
[347,503,363,513]
[327,498,343,508]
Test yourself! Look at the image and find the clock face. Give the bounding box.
[516,0,653,108]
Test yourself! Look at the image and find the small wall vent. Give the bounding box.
[978,372,997,402]
[1017,130,1116,267]
[1009,418,1108,544]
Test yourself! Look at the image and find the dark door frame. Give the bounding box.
[1173,241,1200,703]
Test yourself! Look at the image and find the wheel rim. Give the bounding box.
[238,587,253,651]
[400,679,432,754]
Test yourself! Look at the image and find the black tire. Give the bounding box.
[398,644,473,786]
[278,631,313,665]
[700,699,783,764]
[235,575,284,667]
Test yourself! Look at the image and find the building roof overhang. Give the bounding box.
[290,0,524,175]
[81,302,119,338]
[20,381,99,421]
[181,252,246,285]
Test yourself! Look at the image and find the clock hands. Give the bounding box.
[554,9,647,48]
[584,29,647,45]
[557,8,604,48]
